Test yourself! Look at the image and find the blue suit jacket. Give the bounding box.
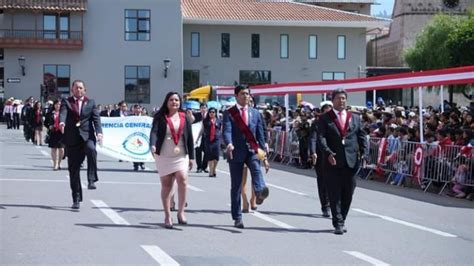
[223,105,265,163]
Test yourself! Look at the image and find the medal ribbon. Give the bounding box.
[165,112,186,145]
[328,110,352,138]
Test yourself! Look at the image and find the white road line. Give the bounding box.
[0,178,66,182]
[251,211,297,230]
[187,184,204,192]
[34,145,41,149]
[90,200,130,225]
[216,169,230,175]
[267,183,307,196]
[352,208,457,238]
[141,245,180,266]
[343,251,390,266]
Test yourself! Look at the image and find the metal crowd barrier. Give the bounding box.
[265,131,473,195]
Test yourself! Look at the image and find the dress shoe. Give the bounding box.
[164,223,173,229]
[343,226,347,233]
[140,164,145,170]
[322,209,330,218]
[242,208,249,213]
[177,215,188,225]
[133,166,138,171]
[255,186,270,205]
[251,206,257,211]
[196,169,202,173]
[234,219,244,229]
[203,169,209,173]
[71,201,80,209]
[88,182,96,190]
[334,226,344,235]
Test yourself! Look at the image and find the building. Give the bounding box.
[1,0,389,107]
[295,0,375,15]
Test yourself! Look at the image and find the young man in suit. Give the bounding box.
[223,85,270,229]
[318,88,368,235]
[193,103,208,173]
[60,80,103,209]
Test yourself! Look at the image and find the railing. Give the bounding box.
[0,29,82,40]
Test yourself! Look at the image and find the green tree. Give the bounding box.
[447,9,474,67]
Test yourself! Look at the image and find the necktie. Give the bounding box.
[210,120,215,142]
[77,98,83,114]
[338,111,345,126]
[241,107,247,125]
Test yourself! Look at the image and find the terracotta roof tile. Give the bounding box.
[182,0,388,26]
[0,0,87,12]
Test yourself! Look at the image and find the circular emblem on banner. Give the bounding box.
[122,132,150,155]
[414,147,423,166]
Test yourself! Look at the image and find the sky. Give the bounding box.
[371,0,395,16]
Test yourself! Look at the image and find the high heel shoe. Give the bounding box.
[164,218,173,229]
[177,215,188,225]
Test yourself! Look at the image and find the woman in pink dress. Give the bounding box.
[150,92,194,229]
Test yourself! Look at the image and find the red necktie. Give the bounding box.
[210,119,215,142]
[241,107,247,125]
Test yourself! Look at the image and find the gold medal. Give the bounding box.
[342,138,345,145]
[174,146,180,154]
[76,122,81,127]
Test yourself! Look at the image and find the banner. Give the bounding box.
[413,145,423,185]
[97,116,203,162]
[97,116,155,162]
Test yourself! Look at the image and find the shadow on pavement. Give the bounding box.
[0,204,77,212]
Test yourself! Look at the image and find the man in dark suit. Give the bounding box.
[60,80,103,209]
[193,103,208,173]
[318,89,368,235]
[309,103,333,218]
[99,104,113,117]
[223,85,270,229]
[110,101,128,117]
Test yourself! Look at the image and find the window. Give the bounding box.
[239,70,271,86]
[191,32,200,57]
[280,34,289,59]
[183,70,200,93]
[125,66,150,104]
[221,33,230,57]
[125,9,150,41]
[337,35,346,59]
[43,14,69,39]
[43,65,71,98]
[322,72,346,80]
[251,34,260,58]
[309,35,317,59]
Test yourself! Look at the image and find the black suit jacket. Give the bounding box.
[318,111,368,169]
[60,97,102,146]
[309,119,325,168]
[149,112,195,159]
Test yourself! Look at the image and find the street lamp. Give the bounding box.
[18,55,26,76]
[163,58,171,78]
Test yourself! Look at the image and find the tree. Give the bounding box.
[404,12,473,101]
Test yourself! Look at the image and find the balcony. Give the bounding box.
[0,29,83,49]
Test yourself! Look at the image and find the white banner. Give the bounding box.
[97,116,155,162]
[97,116,203,162]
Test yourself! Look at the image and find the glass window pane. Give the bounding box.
[251,34,260,58]
[57,65,70,78]
[138,10,150,18]
[44,65,57,75]
[138,66,150,78]
[138,33,149,41]
[280,34,288,58]
[60,16,69,31]
[309,35,317,59]
[138,20,149,31]
[125,10,137,18]
[337,35,346,59]
[322,72,334,80]
[191,33,200,57]
[43,15,56,30]
[126,33,137,41]
[125,66,137,78]
[57,77,70,87]
[126,18,137,32]
[334,72,345,80]
[221,33,230,57]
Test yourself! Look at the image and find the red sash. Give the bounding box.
[228,106,259,154]
[327,110,352,138]
[165,112,185,145]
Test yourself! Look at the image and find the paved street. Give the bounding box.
[1,127,473,265]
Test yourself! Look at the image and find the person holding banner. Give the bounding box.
[223,85,270,229]
[318,88,368,235]
[60,80,103,210]
[150,92,194,229]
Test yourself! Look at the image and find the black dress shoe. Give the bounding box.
[343,226,347,233]
[322,209,330,218]
[140,164,145,170]
[133,166,138,171]
[255,186,270,205]
[203,169,209,173]
[334,227,344,235]
[196,169,202,173]
[242,208,249,213]
[234,219,244,229]
[72,201,80,209]
[88,182,96,190]
[251,206,257,211]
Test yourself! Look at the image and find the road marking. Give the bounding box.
[40,150,49,157]
[352,208,457,238]
[141,245,179,266]
[251,211,297,230]
[267,183,307,196]
[90,200,130,225]
[343,251,390,266]
[0,178,66,182]
[216,169,230,175]
[187,184,204,192]
[0,178,160,186]
[34,145,41,149]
